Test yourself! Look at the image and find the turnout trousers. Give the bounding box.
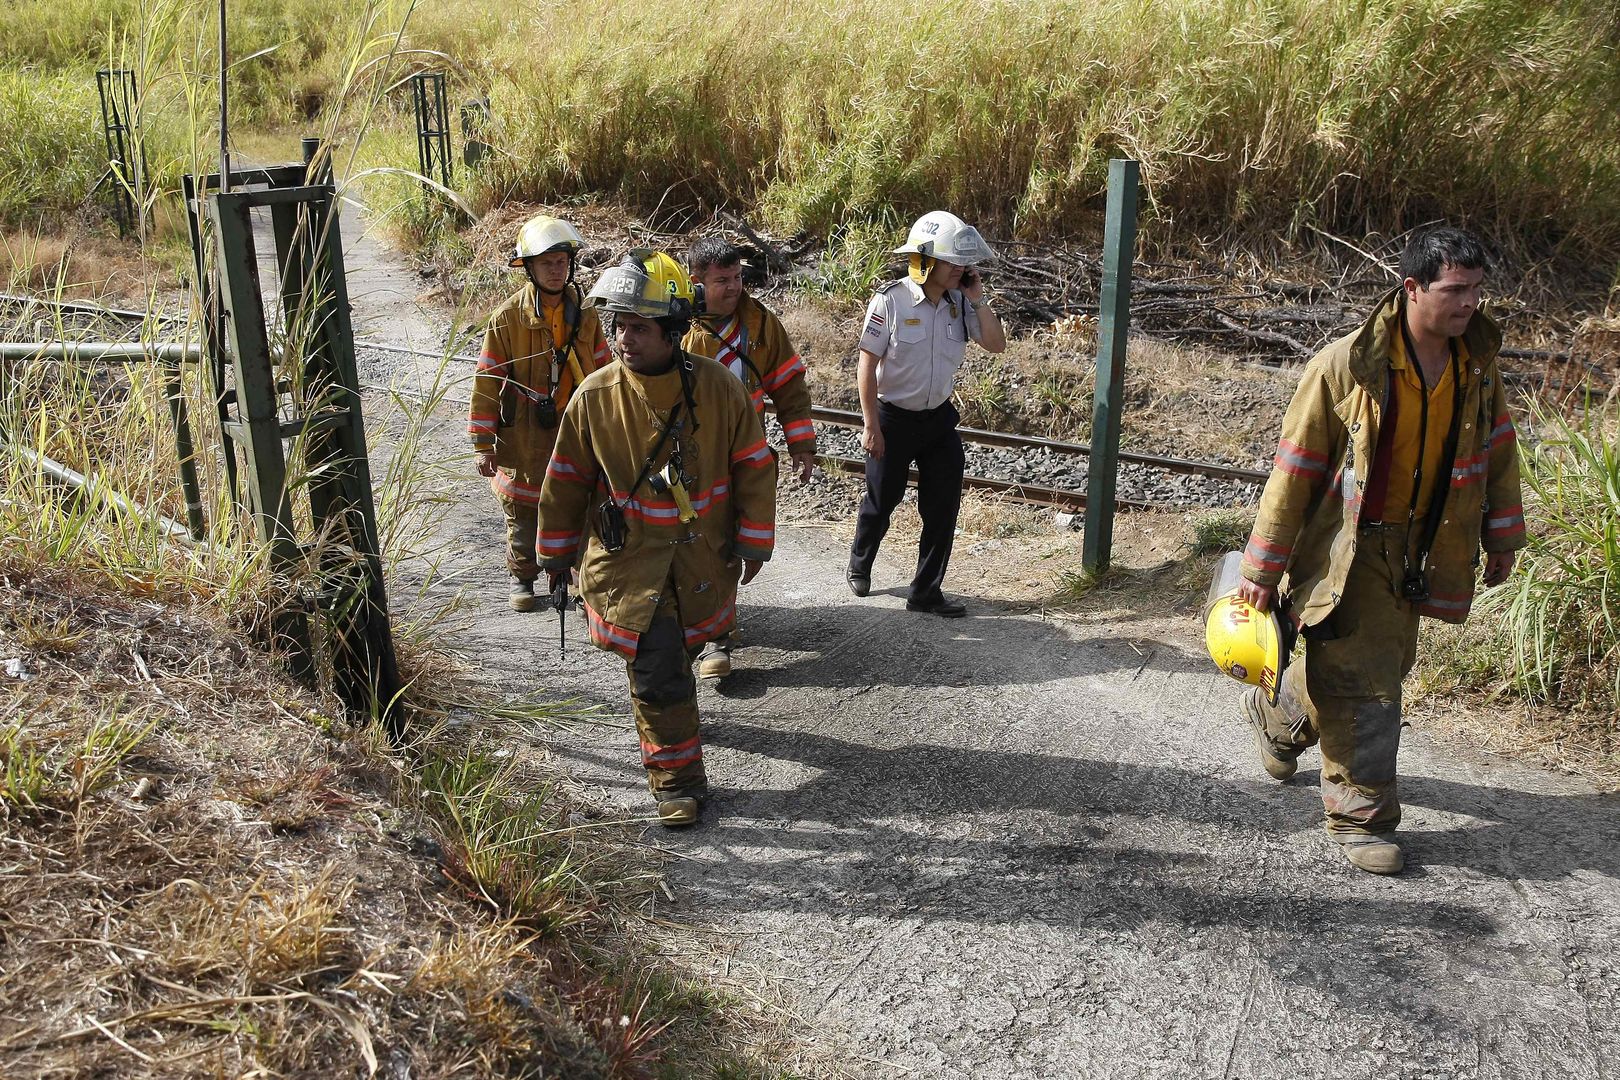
[848,400,966,601]
[1253,523,1422,837]
[625,579,706,795]
[497,466,543,582]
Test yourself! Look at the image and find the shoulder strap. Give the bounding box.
[621,402,683,508]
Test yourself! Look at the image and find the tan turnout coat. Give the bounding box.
[683,294,817,455]
[467,283,611,504]
[537,353,777,657]
[1241,288,1527,626]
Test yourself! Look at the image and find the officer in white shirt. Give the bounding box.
[847,211,1007,616]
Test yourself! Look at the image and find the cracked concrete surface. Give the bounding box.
[349,217,1620,1079]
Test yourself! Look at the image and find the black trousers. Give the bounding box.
[848,400,965,600]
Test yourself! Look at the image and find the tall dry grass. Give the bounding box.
[404,0,1620,276]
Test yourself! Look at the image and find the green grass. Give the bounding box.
[1496,403,1620,712]
[1190,508,1252,557]
[1414,401,1619,752]
[10,0,1619,283]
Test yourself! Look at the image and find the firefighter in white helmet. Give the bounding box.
[536,250,776,826]
[469,215,612,611]
[847,211,1006,616]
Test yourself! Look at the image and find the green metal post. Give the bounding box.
[208,190,315,681]
[1082,158,1140,575]
[160,361,208,541]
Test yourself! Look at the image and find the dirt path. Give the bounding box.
[349,223,1620,1079]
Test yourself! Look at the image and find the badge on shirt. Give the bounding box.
[864,313,885,336]
[903,318,922,326]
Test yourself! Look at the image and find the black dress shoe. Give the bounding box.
[846,570,871,597]
[906,593,966,618]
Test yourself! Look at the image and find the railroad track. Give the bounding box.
[3,291,1269,512]
[813,454,1157,512]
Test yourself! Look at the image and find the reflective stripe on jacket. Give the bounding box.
[1241,288,1526,626]
[684,294,817,455]
[537,354,776,657]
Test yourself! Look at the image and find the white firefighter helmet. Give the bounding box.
[509,215,586,266]
[893,210,995,266]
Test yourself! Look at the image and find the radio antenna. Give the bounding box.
[218,0,230,192]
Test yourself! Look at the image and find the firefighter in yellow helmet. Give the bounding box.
[536,250,777,826]
[469,215,612,611]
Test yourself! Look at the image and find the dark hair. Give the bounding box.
[1399,226,1487,288]
[687,236,748,276]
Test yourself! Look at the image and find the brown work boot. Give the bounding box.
[653,789,702,827]
[697,640,732,679]
[1338,835,1405,875]
[1242,687,1297,781]
[509,576,538,613]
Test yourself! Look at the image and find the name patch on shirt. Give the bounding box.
[903,318,922,326]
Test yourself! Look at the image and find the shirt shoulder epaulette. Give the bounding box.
[875,279,909,297]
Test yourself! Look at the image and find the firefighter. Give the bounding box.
[537,249,777,826]
[1235,226,1526,874]
[683,237,817,679]
[847,210,1006,617]
[468,215,612,611]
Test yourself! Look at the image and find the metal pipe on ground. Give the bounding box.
[5,441,199,547]
[0,341,201,363]
[1,339,210,539]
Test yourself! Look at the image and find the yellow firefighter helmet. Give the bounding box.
[585,249,699,331]
[1203,551,1289,705]
[509,215,586,266]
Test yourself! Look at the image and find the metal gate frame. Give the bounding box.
[184,157,403,729]
[96,69,145,237]
[410,72,453,189]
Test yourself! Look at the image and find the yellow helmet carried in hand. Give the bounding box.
[1203,551,1289,705]
[585,249,700,333]
[509,215,586,266]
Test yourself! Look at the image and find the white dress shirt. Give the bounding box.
[857,277,984,411]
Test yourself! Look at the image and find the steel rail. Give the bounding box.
[816,454,1160,513]
[774,403,1269,485]
[0,292,1271,487]
[0,291,184,325]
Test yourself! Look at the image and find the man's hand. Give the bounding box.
[862,425,885,459]
[1236,578,1276,613]
[790,450,816,484]
[738,558,763,586]
[1483,549,1516,588]
[475,449,497,478]
[961,269,987,304]
[545,568,569,594]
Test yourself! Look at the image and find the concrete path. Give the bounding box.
[347,215,1620,1080]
